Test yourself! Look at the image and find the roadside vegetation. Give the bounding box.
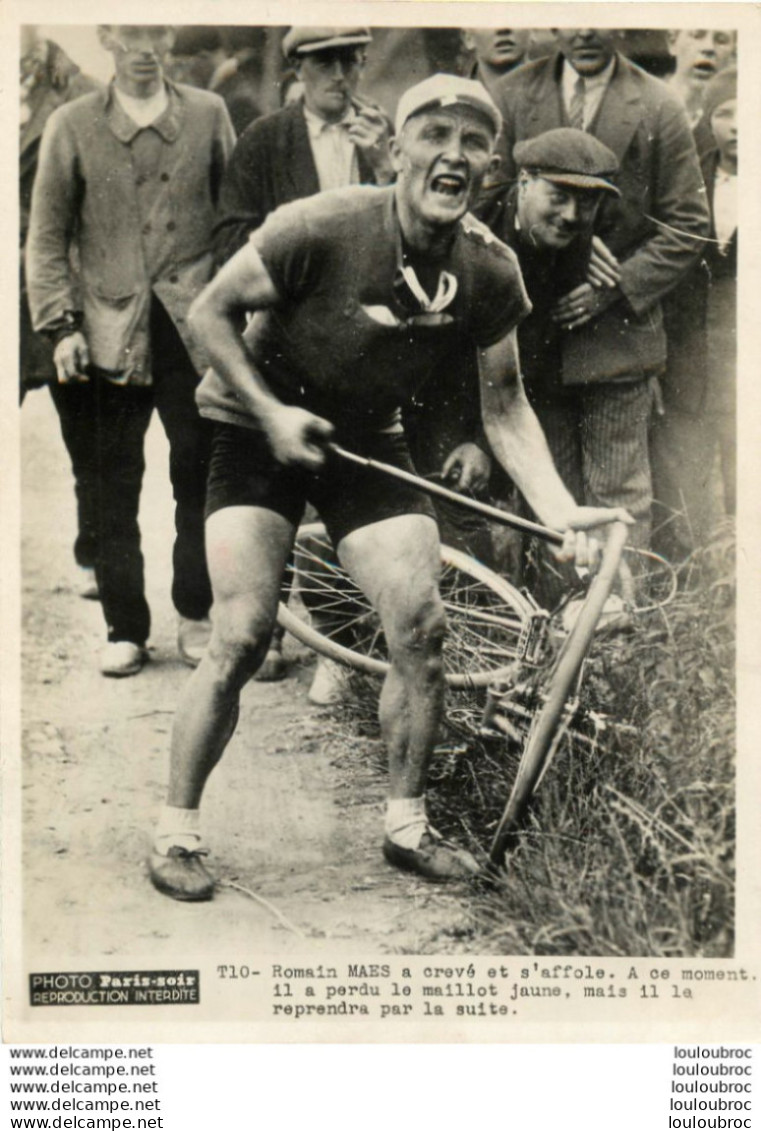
[331,526,735,957]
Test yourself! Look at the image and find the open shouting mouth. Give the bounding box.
[430,172,468,197]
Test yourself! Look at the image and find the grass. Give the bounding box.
[330,526,735,957]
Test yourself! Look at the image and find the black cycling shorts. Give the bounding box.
[205,422,435,547]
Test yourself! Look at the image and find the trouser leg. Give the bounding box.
[91,377,153,644]
[580,379,655,551]
[48,380,99,568]
[150,299,213,622]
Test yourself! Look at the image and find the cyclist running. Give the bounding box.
[149,74,629,900]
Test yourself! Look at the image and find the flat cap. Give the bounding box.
[514,128,621,195]
[395,74,501,137]
[282,27,372,58]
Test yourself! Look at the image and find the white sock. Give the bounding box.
[385,796,427,849]
[154,805,203,855]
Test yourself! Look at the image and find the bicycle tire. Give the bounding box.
[277,522,538,689]
[489,520,631,864]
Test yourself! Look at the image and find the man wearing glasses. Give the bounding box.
[148,74,628,902]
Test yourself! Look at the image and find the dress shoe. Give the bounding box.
[148,845,215,902]
[100,641,147,678]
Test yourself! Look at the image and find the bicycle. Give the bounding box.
[277,444,674,869]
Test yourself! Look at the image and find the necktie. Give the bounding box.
[568,75,586,131]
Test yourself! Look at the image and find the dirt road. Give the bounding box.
[20,393,472,965]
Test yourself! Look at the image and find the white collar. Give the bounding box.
[113,83,169,129]
[302,102,357,139]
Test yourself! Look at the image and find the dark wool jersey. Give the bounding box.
[197,185,531,434]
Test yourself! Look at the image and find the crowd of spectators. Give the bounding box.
[21,25,738,678]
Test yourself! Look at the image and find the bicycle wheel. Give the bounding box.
[277,522,540,689]
[489,520,631,865]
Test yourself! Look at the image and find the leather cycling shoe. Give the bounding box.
[383,828,480,882]
[148,846,215,901]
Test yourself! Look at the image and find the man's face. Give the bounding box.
[517,175,601,250]
[295,47,364,121]
[99,26,174,88]
[464,29,531,71]
[710,99,737,162]
[554,29,619,76]
[392,106,498,229]
[670,29,736,86]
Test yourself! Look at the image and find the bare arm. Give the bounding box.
[478,331,632,562]
[189,243,333,470]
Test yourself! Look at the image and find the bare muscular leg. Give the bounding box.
[337,514,446,799]
[150,506,295,900]
[338,514,478,880]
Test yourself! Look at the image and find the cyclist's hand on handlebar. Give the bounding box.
[264,406,334,472]
[554,505,634,568]
[441,442,491,497]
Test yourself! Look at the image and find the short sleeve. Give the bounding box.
[470,244,532,348]
[250,200,318,303]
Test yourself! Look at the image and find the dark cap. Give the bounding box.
[514,128,621,195]
[282,27,372,59]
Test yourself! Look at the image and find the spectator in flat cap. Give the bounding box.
[475,128,623,597]
[491,28,710,550]
[212,26,395,684]
[214,26,393,267]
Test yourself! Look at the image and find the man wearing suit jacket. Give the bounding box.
[492,29,710,548]
[213,27,394,267]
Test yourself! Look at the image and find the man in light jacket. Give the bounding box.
[27,24,235,677]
